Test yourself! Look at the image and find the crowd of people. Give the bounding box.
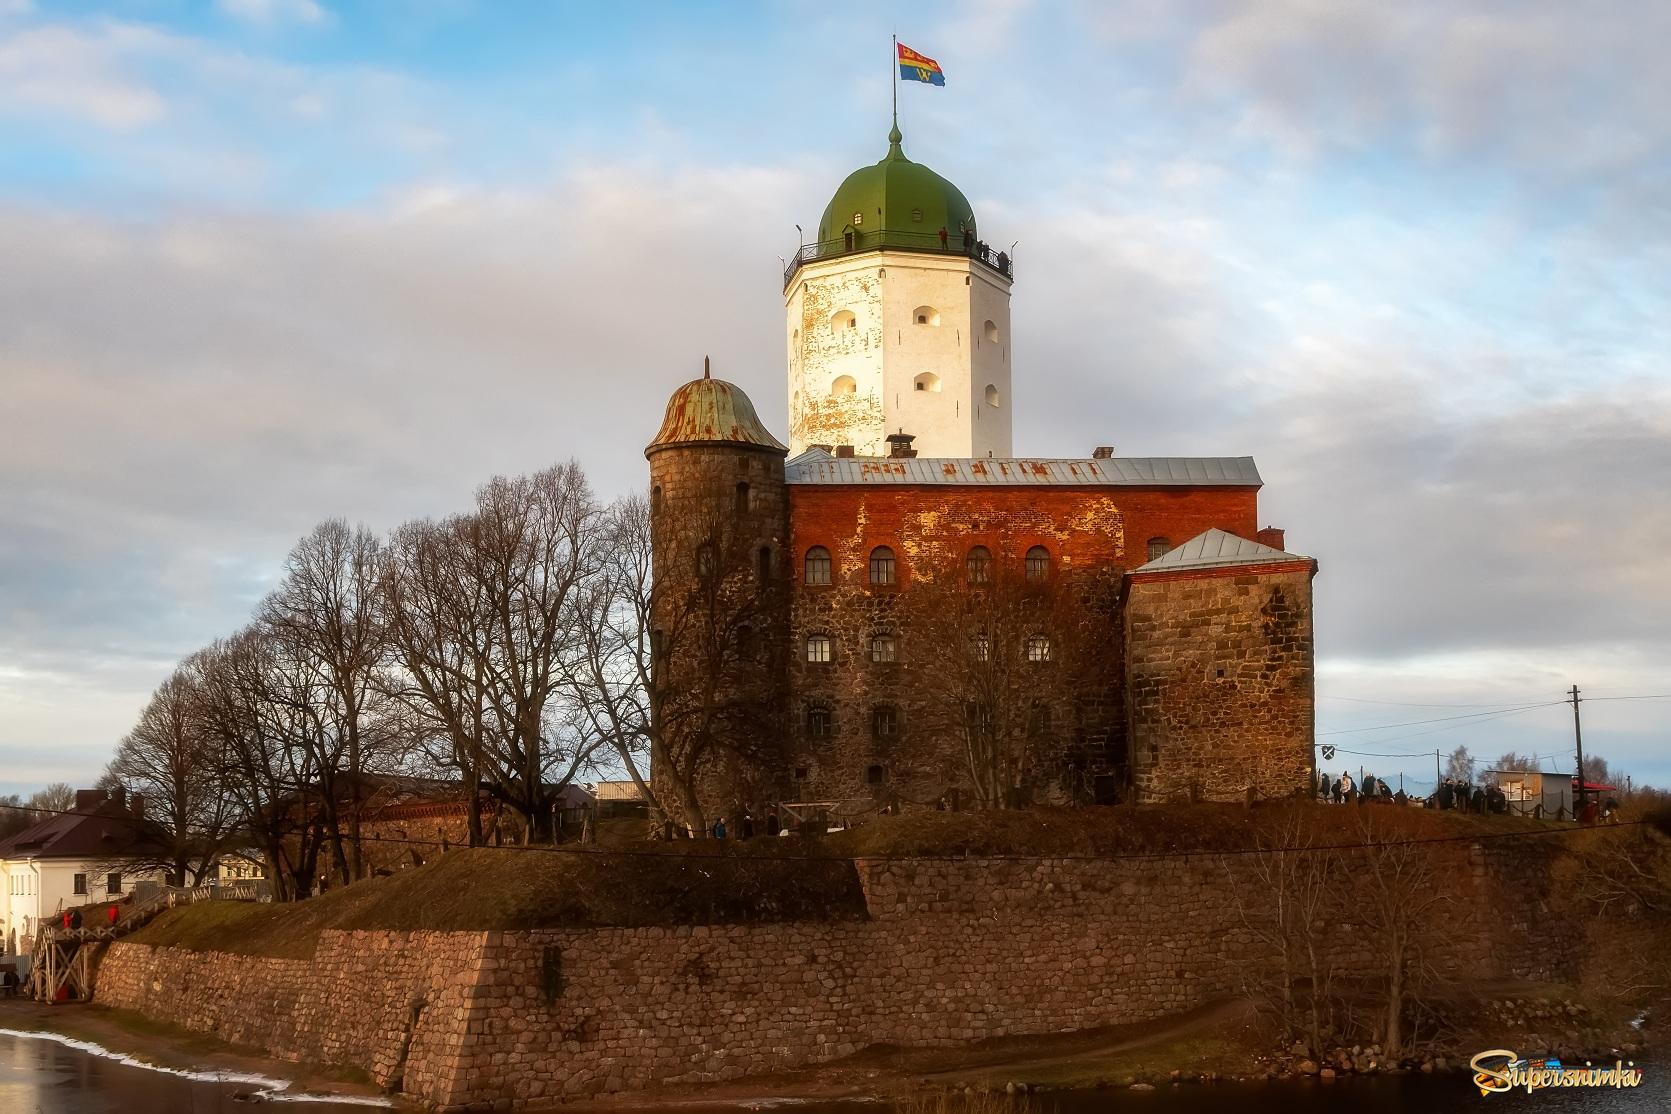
[1314,769,1511,813]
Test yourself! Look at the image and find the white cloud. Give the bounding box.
[0,24,169,129]
[216,0,331,28]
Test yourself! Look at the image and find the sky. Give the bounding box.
[1,0,1668,797]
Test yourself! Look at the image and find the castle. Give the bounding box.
[646,125,1317,821]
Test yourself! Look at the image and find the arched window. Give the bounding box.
[1025,545,1051,581]
[869,546,897,586]
[831,374,857,396]
[966,545,991,584]
[866,763,887,785]
[805,633,833,663]
[695,541,716,578]
[872,705,897,738]
[735,481,750,513]
[806,705,833,740]
[651,485,663,515]
[869,632,897,663]
[1026,635,1052,663]
[803,546,832,585]
[830,309,856,334]
[757,545,773,582]
[984,384,1001,408]
[913,372,941,393]
[1146,537,1171,561]
[913,305,940,326]
[984,319,1000,343]
[970,633,991,662]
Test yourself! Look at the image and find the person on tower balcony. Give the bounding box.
[938,226,948,248]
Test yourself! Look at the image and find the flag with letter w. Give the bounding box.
[897,42,945,86]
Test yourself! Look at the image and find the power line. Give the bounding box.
[1320,695,1546,709]
[1317,700,1564,737]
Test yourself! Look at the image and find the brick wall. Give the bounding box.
[780,484,1259,806]
[95,841,1572,1110]
[1126,565,1316,803]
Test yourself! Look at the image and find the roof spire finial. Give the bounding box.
[703,355,711,380]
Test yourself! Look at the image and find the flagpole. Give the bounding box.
[891,34,898,133]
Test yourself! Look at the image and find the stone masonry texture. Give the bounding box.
[96,843,1572,1110]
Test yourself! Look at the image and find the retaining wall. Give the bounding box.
[95,842,1574,1109]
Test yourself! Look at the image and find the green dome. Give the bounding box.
[816,126,976,248]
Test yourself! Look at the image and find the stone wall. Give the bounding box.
[95,840,1573,1109]
[1126,564,1316,803]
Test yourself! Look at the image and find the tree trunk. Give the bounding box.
[1384,931,1406,1058]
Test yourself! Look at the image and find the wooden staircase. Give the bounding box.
[24,881,268,1003]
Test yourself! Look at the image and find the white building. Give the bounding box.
[0,788,169,956]
[784,124,1013,459]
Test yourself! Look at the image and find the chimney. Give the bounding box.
[108,784,125,808]
[810,443,833,454]
[885,432,917,459]
[1091,446,1114,459]
[74,789,104,812]
[129,793,145,819]
[1256,526,1286,551]
[834,444,856,458]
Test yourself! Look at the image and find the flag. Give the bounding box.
[897,43,945,86]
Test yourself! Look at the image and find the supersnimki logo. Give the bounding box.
[1469,1050,1644,1096]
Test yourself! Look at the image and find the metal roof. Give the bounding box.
[1133,527,1303,573]
[785,449,1261,487]
[646,371,788,457]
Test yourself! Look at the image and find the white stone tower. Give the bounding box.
[783,125,1013,459]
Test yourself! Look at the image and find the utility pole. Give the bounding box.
[1434,749,1441,789]
[1569,684,1587,816]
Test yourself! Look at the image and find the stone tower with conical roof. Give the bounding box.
[783,126,1013,459]
[644,360,793,830]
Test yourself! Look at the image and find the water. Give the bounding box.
[0,1031,389,1112]
[0,1031,1660,1113]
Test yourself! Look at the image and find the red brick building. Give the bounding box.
[646,127,1317,821]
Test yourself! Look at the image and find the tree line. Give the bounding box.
[96,463,749,900]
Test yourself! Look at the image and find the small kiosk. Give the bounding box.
[1490,770,1575,819]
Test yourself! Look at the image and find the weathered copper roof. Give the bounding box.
[646,370,788,457]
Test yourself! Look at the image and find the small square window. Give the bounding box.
[852,211,863,227]
[73,873,87,896]
[872,705,898,738]
[806,707,833,739]
[910,208,923,223]
[869,634,897,663]
[867,764,886,786]
[106,873,123,895]
[806,634,833,663]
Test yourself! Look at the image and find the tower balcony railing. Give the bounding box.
[783,229,1014,290]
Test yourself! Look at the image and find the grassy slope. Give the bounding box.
[128,804,1555,959]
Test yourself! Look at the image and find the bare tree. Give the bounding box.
[568,495,662,815]
[380,515,495,846]
[28,783,74,815]
[381,464,606,843]
[1444,744,1476,784]
[190,632,328,902]
[1229,809,1340,1055]
[1350,811,1453,1058]
[907,552,1098,807]
[104,668,236,884]
[260,520,388,881]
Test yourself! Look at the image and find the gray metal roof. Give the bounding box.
[785,449,1262,487]
[1133,527,1304,573]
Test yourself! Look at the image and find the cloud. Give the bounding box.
[1185,1,1671,177]
[216,0,331,28]
[0,24,169,129]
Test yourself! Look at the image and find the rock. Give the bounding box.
[1320,1068,1337,1081]
[1435,1057,1449,1071]
[1005,1082,1017,1095]
[1130,1082,1155,1092]
[1298,1060,1319,1075]
[1291,1041,1310,1056]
